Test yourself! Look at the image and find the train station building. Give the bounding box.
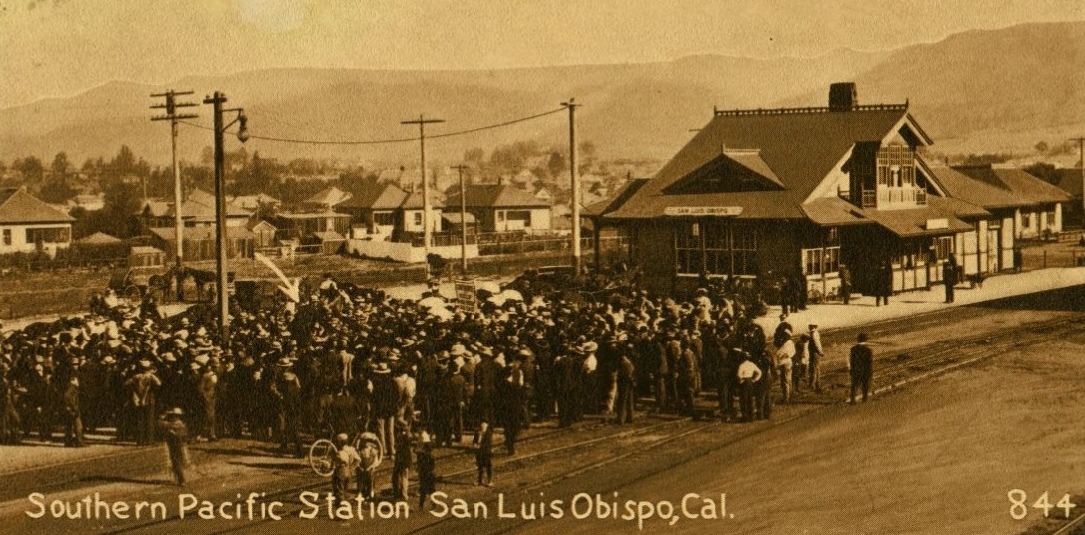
[603,83,1069,297]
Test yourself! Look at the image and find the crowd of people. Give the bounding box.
[0,268,853,499]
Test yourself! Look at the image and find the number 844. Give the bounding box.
[1008,490,1077,520]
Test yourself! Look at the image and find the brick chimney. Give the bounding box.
[829,82,858,112]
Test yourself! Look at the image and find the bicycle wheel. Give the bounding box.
[307,439,337,477]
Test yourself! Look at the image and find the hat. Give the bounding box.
[857,332,869,343]
[101,356,116,365]
[372,361,391,374]
[194,354,210,366]
[808,324,818,329]
[276,357,293,367]
[139,359,152,369]
[581,341,599,353]
[167,407,183,416]
[779,313,788,320]
[420,431,432,444]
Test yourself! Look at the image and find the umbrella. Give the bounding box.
[427,306,454,320]
[487,294,508,307]
[498,289,523,302]
[477,281,501,294]
[417,296,446,309]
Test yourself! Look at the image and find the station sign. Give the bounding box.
[663,206,744,217]
[925,218,949,230]
[454,279,477,312]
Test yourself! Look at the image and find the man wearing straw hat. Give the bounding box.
[158,407,189,486]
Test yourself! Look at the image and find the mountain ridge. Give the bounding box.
[1,21,1082,167]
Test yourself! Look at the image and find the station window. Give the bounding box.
[676,222,757,276]
[934,236,954,260]
[2,229,9,246]
[802,246,840,276]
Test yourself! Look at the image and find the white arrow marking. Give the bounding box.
[254,252,300,302]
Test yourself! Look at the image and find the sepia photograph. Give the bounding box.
[2,1,1085,533]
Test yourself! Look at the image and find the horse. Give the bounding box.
[175,266,218,302]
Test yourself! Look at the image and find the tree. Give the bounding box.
[337,166,377,197]
[110,145,137,176]
[464,147,485,163]
[13,156,44,181]
[579,141,597,162]
[547,150,566,178]
[99,176,143,238]
[1023,162,1062,186]
[1035,141,1050,154]
[51,152,71,177]
[38,177,76,203]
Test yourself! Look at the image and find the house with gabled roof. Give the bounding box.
[138,188,251,229]
[337,182,443,239]
[0,187,75,256]
[444,184,551,233]
[606,82,1010,297]
[303,186,352,211]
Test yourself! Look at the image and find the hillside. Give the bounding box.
[1,21,1082,167]
[0,51,883,167]
[786,21,1085,155]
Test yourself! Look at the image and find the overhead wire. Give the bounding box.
[177,106,567,146]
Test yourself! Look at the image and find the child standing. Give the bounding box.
[475,421,493,487]
[417,432,437,510]
[331,433,361,505]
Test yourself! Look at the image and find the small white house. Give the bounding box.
[0,187,76,256]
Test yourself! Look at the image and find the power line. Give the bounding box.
[177,107,566,146]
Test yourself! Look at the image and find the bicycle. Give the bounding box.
[308,429,384,477]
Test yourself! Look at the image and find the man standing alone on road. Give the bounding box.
[807,324,824,392]
[849,333,874,404]
[158,408,189,486]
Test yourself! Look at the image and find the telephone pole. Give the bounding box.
[202,91,248,341]
[401,115,444,257]
[451,164,471,274]
[562,99,582,274]
[1072,137,1085,226]
[152,90,198,300]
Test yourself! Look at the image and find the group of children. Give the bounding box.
[328,420,496,510]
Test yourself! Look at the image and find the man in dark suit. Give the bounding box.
[849,332,874,404]
[943,259,957,303]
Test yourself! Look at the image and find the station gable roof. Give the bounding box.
[608,105,921,220]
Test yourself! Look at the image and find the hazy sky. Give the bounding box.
[2,0,1083,108]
